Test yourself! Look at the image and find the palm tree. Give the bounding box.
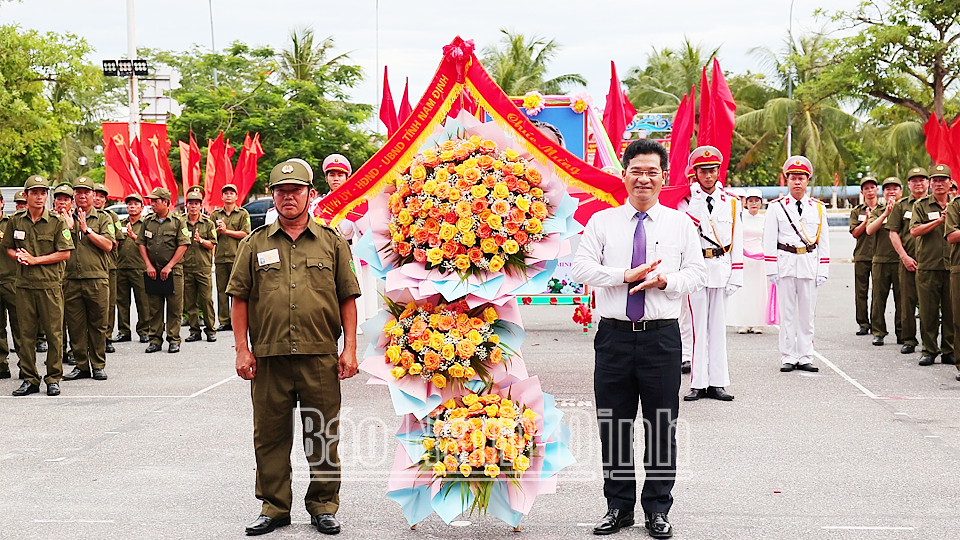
[480,29,586,96]
[278,26,360,100]
[622,38,720,112]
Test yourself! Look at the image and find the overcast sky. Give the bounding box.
[3,0,860,130]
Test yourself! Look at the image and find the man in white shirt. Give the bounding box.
[677,146,742,401]
[573,139,706,539]
[763,156,831,372]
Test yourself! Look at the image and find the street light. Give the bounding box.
[786,0,796,159]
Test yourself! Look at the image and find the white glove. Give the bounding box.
[767,274,780,285]
[816,276,827,287]
[724,284,741,296]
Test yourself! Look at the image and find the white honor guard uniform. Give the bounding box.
[677,146,743,399]
[763,156,831,371]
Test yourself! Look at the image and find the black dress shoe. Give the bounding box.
[942,354,956,365]
[645,512,673,538]
[312,513,341,535]
[207,335,217,342]
[956,372,960,381]
[706,386,734,401]
[145,343,162,353]
[36,341,48,353]
[593,509,634,535]
[901,344,915,354]
[919,355,935,366]
[115,334,132,342]
[184,334,202,342]
[683,388,706,401]
[139,334,150,343]
[92,368,107,381]
[0,369,10,379]
[63,368,92,381]
[244,515,290,536]
[46,383,60,396]
[12,381,39,396]
[680,361,691,374]
[780,363,796,372]
[168,343,180,353]
[872,336,884,346]
[856,326,870,335]
[217,324,233,332]
[105,341,115,353]
[63,352,76,366]
[796,363,819,372]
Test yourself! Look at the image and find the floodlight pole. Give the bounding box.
[127,0,140,141]
[209,0,218,87]
[785,0,795,159]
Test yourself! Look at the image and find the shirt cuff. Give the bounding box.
[611,267,630,286]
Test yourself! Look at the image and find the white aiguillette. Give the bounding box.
[257,248,281,266]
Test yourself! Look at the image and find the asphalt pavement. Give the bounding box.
[1,226,958,540]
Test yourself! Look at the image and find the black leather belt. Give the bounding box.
[777,242,817,254]
[601,317,677,332]
[702,246,731,258]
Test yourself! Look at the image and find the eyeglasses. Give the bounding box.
[626,170,663,178]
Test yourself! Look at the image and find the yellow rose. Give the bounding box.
[410,340,424,352]
[432,373,447,389]
[461,231,477,247]
[454,255,471,272]
[504,148,519,161]
[434,168,450,182]
[448,363,465,378]
[429,314,440,327]
[464,367,477,379]
[471,428,485,448]
[391,367,406,379]
[441,343,456,361]
[440,150,455,162]
[522,408,537,420]
[408,363,423,375]
[514,195,530,212]
[462,393,479,406]
[514,455,530,472]
[493,159,504,171]
[484,464,501,478]
[482,307,498,324]
[480,238,498,254]
[422,199,435,211]
[427,248,444,265]
[391,232,405,244]
[503,239,520,254]
[384,319,397,331]
[512,161,526,176]
[397,209,413,226]
[391,325,405,338]
[486,214,503,230]
[488,256,504,272]
[456,217,474,233]
[525,218,542,234]
[530,187,544,198]
[423,437,436,450]
[489,334,500,345]
[444,398,458,409]
[386,346,402,364]
[439,223,457,241]
[467,330,483,345]
[492,183,510,199]
[471,185,489,199]
[422,180,437,194]
[410,165,427,181]
[459,464,472,477]
[500,418,517,431]
[432,463,447,477]
[429,333,444,350]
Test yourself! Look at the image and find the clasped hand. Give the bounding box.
[625,259,666,294]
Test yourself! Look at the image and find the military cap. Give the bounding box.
[322,153,352,175]
[688,145,723,169]
[685,165,696,181]
[730,187,747,198]
[93,182,109,195]
[859,176,879,187]
[881,177,902,188]
[146,187,172,200]
[269,160,313,188]
[13,190,26,203]
[72,176,96,190]
[185,190,204,202]
[24,175,50,190]
[906,167,928,179]
[125,193,144,204]
[221,183,238,194]
[53,184,74,198]
[783,156,813,177]
[931,164,951,178]
[745,188,763,200]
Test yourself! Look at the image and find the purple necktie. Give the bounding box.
[626,211,647,322]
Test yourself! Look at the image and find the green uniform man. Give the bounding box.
[866,177,904,346]
[138,187,190,354]
[62,176,116,382]
[1,175,74,396]
[116,193,151,343]
[909,164,955,366]
[211,183,251,331]
[229,160,360,537]
[943,193,960,382]
[183,189,218,342]
[885,168,928,354]
[93,183,121,353]
[0,192,22,379]
[850,176,880,335]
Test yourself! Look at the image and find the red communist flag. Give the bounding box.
[923,113,942,165]
[140,123,178,202]
[233,133,263,204]
[708,58,737,184]
[203,132,226,211]
[936,118,958,174]
[668,87,695,187]
[697,66,712,146]
[102,122,132,196]
[179,131,202,198]
[599,61,632,160]
[399,77,413,124]
[380,66,399,136]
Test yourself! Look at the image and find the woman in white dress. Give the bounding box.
[727,188,767,333]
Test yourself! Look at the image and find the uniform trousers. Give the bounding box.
[64,278,110,371]
[16,287,65,385]
[594,320,680,515]
[146,271,184,346]
[107,268,117,338]
[854,260,872,329]
[899,265,919,347]
[687,287,730,389]
[777,276,817,366]
[870,262,902,340]
[117,268,150,338]
[951,273,960,372]
[916,269,954,357]
[215,263,233,326]
[0,281,21,372]
[184,268,216,337]
[252,354,341,519]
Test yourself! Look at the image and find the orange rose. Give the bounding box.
[456,339,477,359]
[438,314,456,331]
[480,139,498,153]
[489,346,503,364]
[503,175,518,191]
[504,222,520,236]
[525,168,541,184]
[477,154,495,170]
[413,248,427,263]
[463,167,481,182]
[409,318,428,338]
[516,180,530,194]
[424,351,441,371]
[400,351,415,368]
[514,231,529,245]
[455,179,473,193]
[483,446,499,464]
[441,241,459,259]
[468,448,484,467]
[483,174,498,188]
[467,247,484,264]
[455,200,472,217]
[443,455,459,472]
[471,199,488,214]
[395,241,413,257]
[509,207,527,223]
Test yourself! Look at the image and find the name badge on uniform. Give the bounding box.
[257,249,280,266]
[928,211,940,220]
[144,230,153,238]
[858,214,866,221]
[120,226,128,234]
[13,230,25,240]
[904,211,912,219]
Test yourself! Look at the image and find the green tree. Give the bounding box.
[480,29,586,96]
[622,38,720,112]
[277,26,361,100]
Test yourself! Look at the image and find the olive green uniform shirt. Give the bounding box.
[869,205,899,264]
[226,219,361,357]
[211,207,252,264]
[104,209,121,270]
[0,209,75,289]
[183,216,218,271]
[944,197,960,273]
[117,217,147,270]
[137,213,191,269]
[0,215,18,282]
[910,195,951,271]
[65,207,116,280]
[850,202,880,262]
[885,195,919,257]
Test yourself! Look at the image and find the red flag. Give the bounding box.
[102,122,131,196]
[203,132,226,211]
[233,133,263,204]
[697,66,712,146]
[936,119,958,174]
[923,113,942,165]
[380,66,399,136]
[398,77,413,124]
[140,123,178,202]
[708,58,737,184]
[179,131,202,198]
[600,61,632,159]
[668,86,696,186]
[105,130,149,197]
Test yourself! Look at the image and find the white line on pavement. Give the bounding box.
[822,526,915,530]
[188,375,238,398]
[813,351,879,399]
